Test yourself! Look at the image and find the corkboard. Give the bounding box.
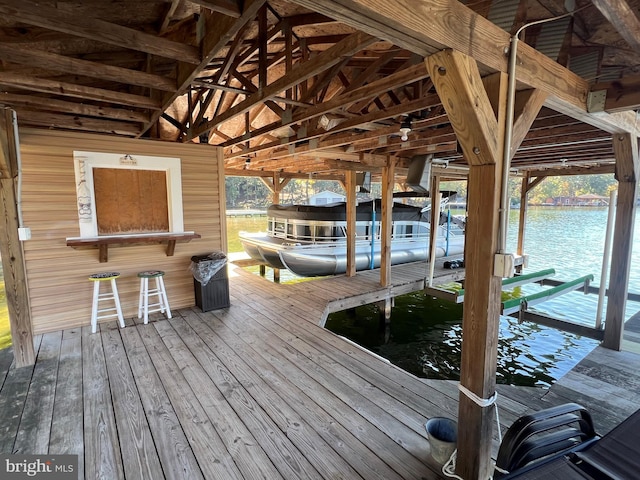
[94,168,169,234]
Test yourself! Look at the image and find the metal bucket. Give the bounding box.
[425,417,457,464]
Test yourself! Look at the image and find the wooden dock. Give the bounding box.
[0,262,639,479]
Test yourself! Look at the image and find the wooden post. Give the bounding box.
[428,174,441,286]
[515,174,530,273]
[380,156,396,287]
[426,51,506,480]
[603,133,639,350]
[259,173,290,205]
[0,108,35,367]
[345,170,357,277]
[425,49,546,478]
[377,297,392,326]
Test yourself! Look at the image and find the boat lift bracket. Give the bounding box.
[501,274,594,318]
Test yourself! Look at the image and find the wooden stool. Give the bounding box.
[138,270,171,324]
[89,272,125,333]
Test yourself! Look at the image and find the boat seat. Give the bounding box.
[494,403,599,479]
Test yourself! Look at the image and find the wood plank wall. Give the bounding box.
[17,129,225,334]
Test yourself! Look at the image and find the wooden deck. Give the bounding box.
[1,262,639,479]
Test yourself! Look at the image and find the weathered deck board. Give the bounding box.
[0,346,14,390]
[0,335,41,454]
[101,325,164,480]
[82,325,124,479]
[136,325,246,480]
[214,303,431,478]
[118,322,205,480]
[193,308,407,479]
[180,310,368,479]
[163,316,323,480]
[1,261,639,480]
[49,329,84,479]
[14,330,61,454]
[154,320,292,480]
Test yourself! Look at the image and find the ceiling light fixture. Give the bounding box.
[400,119,412,141]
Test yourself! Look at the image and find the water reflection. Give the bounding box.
[326,292,599,388]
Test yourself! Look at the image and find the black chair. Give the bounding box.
[494,403,600,479]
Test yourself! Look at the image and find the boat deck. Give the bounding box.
[0,263,639,479]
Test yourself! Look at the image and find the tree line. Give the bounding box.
[226,174,618,209]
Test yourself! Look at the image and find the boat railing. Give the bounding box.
[266,217,460,244]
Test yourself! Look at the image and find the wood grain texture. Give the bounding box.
[119,324,205,480]
[136,324,245,480]
[154,320,287,480]
[290,0,640,136]
[0,337,41,453]
[3,268,640,480]
[18,128,224,334]
[603,134,639,349]
[101,327,164,480]
[13,331,61,454]
[49,329,84,479]
[380,156,395,287]
[458,161,504,479]
[81,326,124,479]
[425,50,499,166]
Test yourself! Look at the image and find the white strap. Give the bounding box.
[458,384,497,407]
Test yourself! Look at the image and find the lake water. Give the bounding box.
[228,206,640,387]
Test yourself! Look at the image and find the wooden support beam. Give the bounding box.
[189,31,377,141]
[0,72,161,110]
[141,0,269,137]
[0,0,201,64]
[426,50,499,166]
[15,110,142,137]
[380,156,396,287]
[0,93,150,124]
[511,89,548,158]
[290,0,640,136]
[345,170,357,277]
[425,49,505,480]
[591,0,640,52]
[590,74,640,113]
[0,44,176,92]
[226,92,440,161]
[0,109,35,367]
[603,133,639,350]
[189,0,242,17]
[258,172,290,204]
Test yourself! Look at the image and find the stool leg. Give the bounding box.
[155,277,165,314]
[91,280,100,334]
[111,278,125,329]
[138,277,144,319]
[158,276,172,319]
[143,277,149,324]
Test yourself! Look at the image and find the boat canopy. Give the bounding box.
[267,200,429,223]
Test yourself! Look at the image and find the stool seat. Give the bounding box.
[137,270,165,278]
[89,271,125,333]
[89,272,121,281]
[138,270,171,324]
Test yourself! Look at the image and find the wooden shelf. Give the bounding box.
[66,232,201,262]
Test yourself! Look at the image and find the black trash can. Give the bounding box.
[191,253,230,312]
